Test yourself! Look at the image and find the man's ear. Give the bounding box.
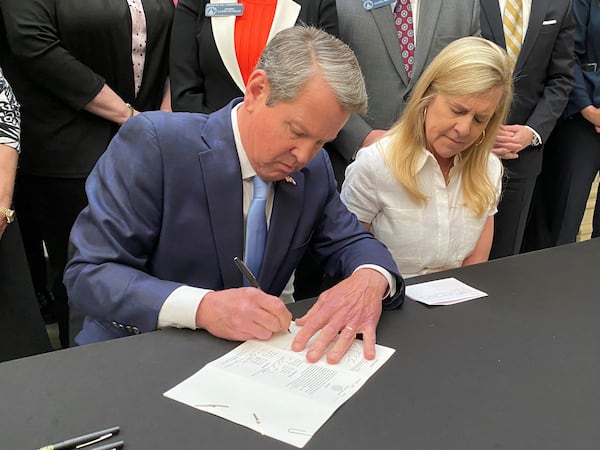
[243,70,269,111]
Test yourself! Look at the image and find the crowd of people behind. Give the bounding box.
[0,1,597,359]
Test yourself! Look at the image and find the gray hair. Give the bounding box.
[256,26,368,115]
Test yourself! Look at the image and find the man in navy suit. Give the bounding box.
[64,27,404,364]
[480,0,575,258]
[525,0,600,248]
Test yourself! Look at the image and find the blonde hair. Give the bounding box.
[384,36,513,217]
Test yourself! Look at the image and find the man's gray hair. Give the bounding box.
[256,26,367,115]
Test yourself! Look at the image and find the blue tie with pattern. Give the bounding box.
[243,176,269,281]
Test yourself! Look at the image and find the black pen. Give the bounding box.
[86,440,125,450]
[234,256,291,333]
[37,426,120,450]
[234,256,261,289]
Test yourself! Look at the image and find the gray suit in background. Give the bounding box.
[327,0,480,185]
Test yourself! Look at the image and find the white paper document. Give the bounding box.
[163,323,395,448]
[406,277,487,305]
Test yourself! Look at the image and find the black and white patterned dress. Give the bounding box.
[0,68,20,152]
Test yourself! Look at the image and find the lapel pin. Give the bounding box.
[284,176,297,186]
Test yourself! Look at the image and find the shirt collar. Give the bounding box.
[418,147,464,172]
[231,103,256,181]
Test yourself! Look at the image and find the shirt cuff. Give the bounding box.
[525,126,542,147]
[157,285,212,330]
[353,264,396,299]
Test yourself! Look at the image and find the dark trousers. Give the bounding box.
[0,219,53,361]
[490,171,537,259]
[530,115,600,246]
[16,211,48,294]
[15,174,87,348]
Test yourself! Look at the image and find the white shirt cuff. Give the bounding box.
[525,126,542,146]
[157,285,212,330]
[353,264,396,298]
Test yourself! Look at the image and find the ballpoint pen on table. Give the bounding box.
[233,256,291,333]
[37,426,120,450]
[86,440,125,450]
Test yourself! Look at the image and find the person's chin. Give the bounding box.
[275,163,297,178]
[261,168,291,182]
[440,143,467,157]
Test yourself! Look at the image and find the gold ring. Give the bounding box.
[344,326,355,333]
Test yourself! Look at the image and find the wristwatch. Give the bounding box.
[0,206,15,224]
[530,133,542,147]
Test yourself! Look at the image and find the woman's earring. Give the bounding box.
[476,129,486,146]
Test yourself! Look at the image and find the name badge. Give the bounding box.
[362,0,395,11]
[205,3,244,17]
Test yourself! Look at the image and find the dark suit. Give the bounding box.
[527,0,600,247]
[481,0,575,258]
[170,0,338,113]
[64,100,404,345]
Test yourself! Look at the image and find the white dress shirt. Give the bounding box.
[341,136,502,278]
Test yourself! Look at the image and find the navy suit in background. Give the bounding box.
[526,0,600,247]
[64,100,404,345]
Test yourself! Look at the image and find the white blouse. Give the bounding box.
[341,136,502,278]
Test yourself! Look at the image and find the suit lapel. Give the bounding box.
[267,0,301,42]
[371,6,409,86]
[259,172,305,290]
[481,0,505,46]
[198,106,245,288]
[211,0,245,93]
[409,0,443,89]
[517,0,549,70]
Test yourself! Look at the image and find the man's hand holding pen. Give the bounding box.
[194,257,292,341]
[196,258,388,364]
[195,288,292,341]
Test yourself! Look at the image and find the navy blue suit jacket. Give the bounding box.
[563,0,600,118]
[65,100,404,344]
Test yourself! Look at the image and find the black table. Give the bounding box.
[0,220,51,362]
[1,239,599,449]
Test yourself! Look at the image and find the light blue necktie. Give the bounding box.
[243,176,269,281]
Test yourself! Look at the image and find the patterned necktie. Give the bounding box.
[243,176,269,279]
[394,0,415,79]
[503,0,524,67]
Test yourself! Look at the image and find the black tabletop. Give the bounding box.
[1,239,599,449]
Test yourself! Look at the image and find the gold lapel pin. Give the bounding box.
[284,176,297,186]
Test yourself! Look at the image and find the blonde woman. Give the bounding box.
[341,37,513,277]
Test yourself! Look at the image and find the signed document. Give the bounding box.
[163,323,395,448]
